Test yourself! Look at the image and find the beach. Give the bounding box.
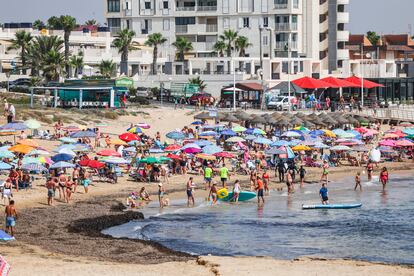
[0,106,414,275]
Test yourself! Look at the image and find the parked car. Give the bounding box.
[188,93,212,105]
[267,96,298,111]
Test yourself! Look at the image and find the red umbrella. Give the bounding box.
[214,152,235,158]
[353,127,368,134]
[119,132,140,142]
[164,144,181,152]
[78,159,90,166]
[320,77,359,88]
[97,149,121,157]
[344,76,384,89]
[166,153,182,160]
[292,76,331,89]
[391,129,407,138]
[88,160,105,169]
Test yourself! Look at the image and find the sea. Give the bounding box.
[103,174,414,264]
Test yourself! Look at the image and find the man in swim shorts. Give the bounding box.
[5,200,17,237]
[256,176,265,204]
[46,178,56,206]
[203,164,213,189]
[219,165,229,187]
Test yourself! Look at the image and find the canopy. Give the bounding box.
[270,81,306,94]
[50,161,75,169]
[292,76,331,89]
[119,132,140,142]
[320,77,359,88]
[9,144,34,154]
[344,76,384,89]
[70,130,97,138]
[97,149,121,157]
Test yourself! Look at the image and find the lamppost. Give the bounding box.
[284,33,292,112]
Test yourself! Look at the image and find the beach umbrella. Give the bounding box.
[123,147,137,153]
[292,145,312,151]
[265,147,286,155]
[214,152,235,158]
[0,162,12,170]
[402,128,414,135]
[100,157,129,164]
[378,146,395,153]
[50,161,75,169]
[70,130,97,138]
[56,148,76,156]
[199,131,217,137]
[0,146,10,151]
[226,136,246,143]
[363,129,379,137]
[191,121,204,125]
[379,139,396,147]
[330,145,351,151]
[0,122,28,131]
[288,139,302,146]
[54,144,76,152]
[352,145,369,152]
[395,139,414,147]
[194,112,214,120]
[279,146,295,159]
[166,153,181,160]
[59,137,77,144]
[72,144,91,152]
[24,119,41,129]
[294,126,309,132]
[346,130,362,140]
[353,127,368,134]
[139,157,161,164]
[127,126,143,134]
[383,133,400,139]
[164,144,182,152]
[271,140,289,147]
[253,137,273,145]
[166,131,186,140]
[281,131,302,138]
[195,153,216,161]
[390,129,407,138]
[244,134,257,140]
[232,126,247,133]
[97,149,121,157]
[221,129,237,136]
[202,145,223,155]
[109,138,128,146]
[119,132,141,142]
[136,123,151,129]
[51,153,73,162]
[128,141,143,146]
[181,143,202,153]
[159,156,172,163]
[313,142,330,149]
[223,113,240,123]
[86,160,105,169]
[194,140,213,147]
[9,144,34,154]
[0,150,15,159]
[309,130,324,136]
[149,148,164,154]
[250,115,267,125]
[21,163,47,172]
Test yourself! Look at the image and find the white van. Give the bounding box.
[267,96,298,110]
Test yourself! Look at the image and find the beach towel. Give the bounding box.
[0,255,11,276]
[0,231,14,242]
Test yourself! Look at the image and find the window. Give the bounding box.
[145,1,151,9]
[126,19,130,29]
[263,17,269,27]
[107,0,120,12]
[243,17,249,28]
[175,17,196,25]
[223,17,230,29]
[107,18,121,27]
[163,19,170,30]
[263,35,268,46]
[293,0,299,9]
[163,1,169,9]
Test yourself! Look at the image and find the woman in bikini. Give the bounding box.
[58,172,67,201]
[65,176,74,203]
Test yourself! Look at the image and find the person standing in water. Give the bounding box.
[299,165,306,188]
[186,177,195,207]
[354,172,362,191]
[379,167,389,190]
[5,200,17,237]
[319,182,329,205]
[320,160,329,183]
[203,164,213,190]
[232,180,241,203]
[286,170,293,193]
[256,175,265,204]
[366,161,374,181]
[262,169,270,195]
[158,183,166,208]
[209,183,218,205]
[219,164,229,187]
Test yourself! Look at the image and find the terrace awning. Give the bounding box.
[320,77,359,88]
[292,76,331,89]
[344,76,384,89]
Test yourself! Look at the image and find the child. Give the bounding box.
[379,167,389,190]
[299,165,306,188]
[354,172,362,191]
[319,182,329,205]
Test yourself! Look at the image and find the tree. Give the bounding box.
[7,30,33,75]
[172,36,193,62]
[99,60,116,78]
[70,52,84,77]
[58,15,77,78]
[85,19,98,26]
[213,40,226,57]
[145,33,167,75]
[235,36,252,71]
[42,49,65,82]
[113,28,136,75]
[33,20,46,30]
[219,29,238,73]
[47,16,61,29]
[366,31,380,46]
[189,76,207,92]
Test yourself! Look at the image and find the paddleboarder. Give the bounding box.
[319,182,329,205]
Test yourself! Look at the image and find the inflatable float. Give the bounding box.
[302,203,362,209]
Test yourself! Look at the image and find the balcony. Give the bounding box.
[337,49,349,60]
[337,30,349,41]
[274,3,288,9]
[274,23,298,32]
[110,27,121,36]
[176,6,195,11]
[337,12,349,23]
[175,25,188,33]
[275,41,298,50]
[197,6,217,11]
[205,24,218,32]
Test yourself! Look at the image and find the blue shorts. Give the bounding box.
[258,189,264,197]
[204,177,212,182]
[48,189,55,198]
[186,189,193,197]
[6,216,15,227]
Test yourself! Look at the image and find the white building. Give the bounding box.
[104,0,349,78]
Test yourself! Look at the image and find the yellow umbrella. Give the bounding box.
[9,144,35,154]
[292,145,312,151]
[322,129,336,138]
[17,139,39,147]
[108,138,128,146]
[195,153,216,161]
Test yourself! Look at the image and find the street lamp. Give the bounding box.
[284,33,292,112]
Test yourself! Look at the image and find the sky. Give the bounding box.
[0,0,413,35]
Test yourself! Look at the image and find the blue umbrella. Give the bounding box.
[0,162,12,170]
[191,121,204,125]
[265,147,286,155]
[244,134,257,141]
[271,140,289,147]
[22,163,47,172]
[202,145,223,155]
[281,131,303,138]
[346,130,362,140]
[221,129,236,136]
[286,146,295,159]
[0,150,15,159]
[199,131,217,137]
[314,142,330,149]
[402,128,414,135]
[128,140,143,146]
[54,144,76,152]
[166,131,185,140]
[288,139,302,146]
[309,130,324,136]
[70,130,97,138]
[181,143,201,150]
[123,147,137,153]
[59,137,77,144]
[50,161,75,169]
[253,137,273,145]
[0,122,28,131]
[51,153,73,162]
[243,128,255,135]
[194,140,213,147]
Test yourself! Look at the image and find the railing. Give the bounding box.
[361,108,414,121]
[274,23,297,31]
[176,6,195,11]
[197,6,217,11]
[275,41,297,50]
[205,25,218,32]
[274,3,288,9]
[110,27,121,36]
[175,25,188,33]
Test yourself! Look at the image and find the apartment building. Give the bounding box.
[104,0,350,75]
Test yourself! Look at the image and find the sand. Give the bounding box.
[0,106,413,275]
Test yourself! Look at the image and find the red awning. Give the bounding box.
[320,77,359,88]
[344,76,384,89]
[292,77,331,89]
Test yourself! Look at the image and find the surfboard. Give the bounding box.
[302,203,362,209]
[219,191,257,202]
[0,230,15,241]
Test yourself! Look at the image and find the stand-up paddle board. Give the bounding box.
[302,203,362,209]
[218,191,256,202]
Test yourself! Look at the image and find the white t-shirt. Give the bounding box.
[8,105,15,116]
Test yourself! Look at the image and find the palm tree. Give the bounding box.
[189,76,207,92]
[219,29,238,73]
[366,31,381,59]
[58,15,77,78]
[145,33,167,75]
[172,37,193,62]
[213,40,226,57]
[26,35,64,77]
[85,19,98,26]
[7,30,33,75]
[235,36,252,71]
[33,20,46,30]
[70,53,84,77]
[47,16,61,29]
[99,60,116,78]
[42,50,65,82]
[113,28,136,76]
